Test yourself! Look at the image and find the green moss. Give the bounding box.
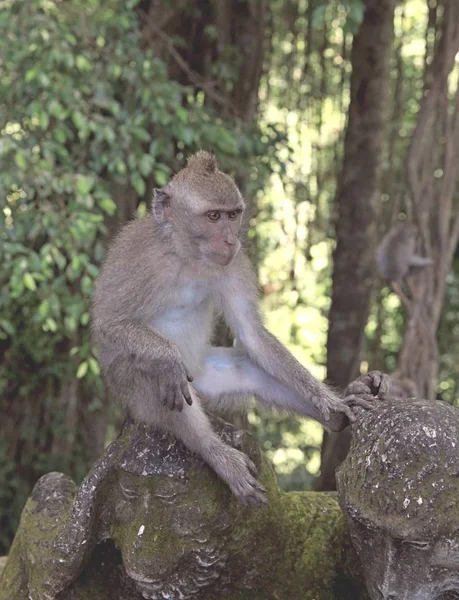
[0,533,27,600]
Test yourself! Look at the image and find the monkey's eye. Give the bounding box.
[228,210,240,220]
[207,211,221,222]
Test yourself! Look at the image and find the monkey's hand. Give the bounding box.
[153,350,194,412]
[325,371,391,432]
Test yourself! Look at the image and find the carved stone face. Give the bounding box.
[347,518,459,599]
[109,469,231,600]
[337,399,459,600]
[101,420,268,600]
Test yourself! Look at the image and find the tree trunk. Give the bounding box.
[398,0,459,399]
[317,0,395,491]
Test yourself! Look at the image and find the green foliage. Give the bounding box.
[312,0,364,35]
[0,0,283,552]
[0,0,275,394]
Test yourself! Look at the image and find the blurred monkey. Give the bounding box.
[376,222,432,281]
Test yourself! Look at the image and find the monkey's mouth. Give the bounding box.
[204,249,238,267]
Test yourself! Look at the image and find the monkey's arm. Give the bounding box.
[96,318,173,360]
[409,255,433,268]
[219,256,366,428]
[94,318,193,409]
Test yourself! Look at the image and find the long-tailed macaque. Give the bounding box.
[376,222,432,281]
[92,152,377,506]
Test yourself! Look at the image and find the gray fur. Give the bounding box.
[376,222,433,281]
[92,151,367,506]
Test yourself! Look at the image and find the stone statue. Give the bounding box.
[337,398,459,600]
[0,416,367,600]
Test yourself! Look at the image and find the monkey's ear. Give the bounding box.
[187,151,217,174]
[152,188,171,223]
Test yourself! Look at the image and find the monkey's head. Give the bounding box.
[153,151,245,268]
[393,221,417,245]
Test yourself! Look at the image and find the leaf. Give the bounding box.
[76,362,88,379]
[154,169,168,187]
[88,357,100,375]
[99,196,117,216]
[38,73,50,87]
[80,275,93,296]
[51,247,67,270]
[349,0,364,26]
[76,175,95,195]
[0,319,16,336]
[38,299,50,318]
[131,173,146,196]
[204,24,217,40]
[23,273,36,291]
[76,55,93,72]
[132,127,150,142]
[44,317,57,332]
[54,128,67,143]
[15,152,27,170]
[39,111,50,130]
[139,154,154,177]
[25,69,37,82]
[49,100,66,119]
[64,316,77,332]
[72,111,86,130]
[115,160,127,175]
[312,4,327,30]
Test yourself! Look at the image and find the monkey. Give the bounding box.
[376,222,432,282]
[92,151,378,507]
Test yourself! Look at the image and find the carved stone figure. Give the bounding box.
[0,417,367,600]
[337,398,459,600]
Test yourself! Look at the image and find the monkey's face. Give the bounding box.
[192,207,243,267]
[161,159,246,268]
[169,196,244,267]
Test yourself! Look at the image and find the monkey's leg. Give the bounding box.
[194,348,325,421]
[105,356,266,507]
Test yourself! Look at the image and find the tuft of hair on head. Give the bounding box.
[186,151,218,175]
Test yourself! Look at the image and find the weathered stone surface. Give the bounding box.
[337,398,459,600]
[0,417,366,600]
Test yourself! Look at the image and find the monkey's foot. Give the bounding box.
[344,370,391,399]
[206,445,267,508]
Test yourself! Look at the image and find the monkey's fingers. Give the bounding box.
[337,402,356,423]
[343,394,377,411]
[159,381,169,407]
[367,370,391,398]
[181,382,193,406]
[238,480,268,508]
[244,456,258,478]
[358,371,391,398]
[166,389,177,411]
[344,381,372,397]
[319,404,331,422]
[173,389,184,412]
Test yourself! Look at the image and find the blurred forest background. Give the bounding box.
[1,0,459,554]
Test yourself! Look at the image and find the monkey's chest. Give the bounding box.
[149,285,213,375]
